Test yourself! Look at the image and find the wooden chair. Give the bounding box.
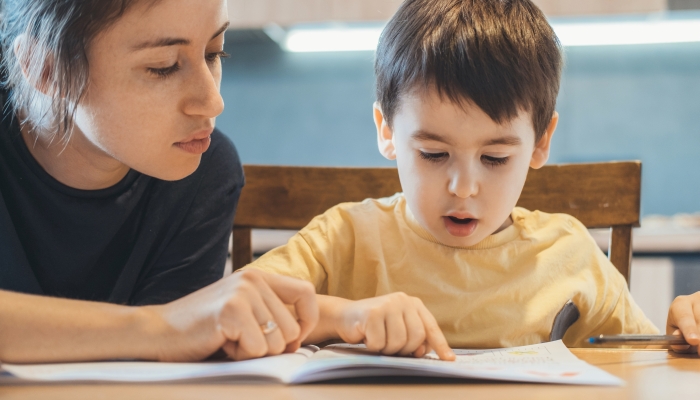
[232,162,641,286]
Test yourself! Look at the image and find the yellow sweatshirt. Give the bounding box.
[245,193,658,348]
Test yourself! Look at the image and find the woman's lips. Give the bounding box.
[443,216,478,237]
[175,135,211,155]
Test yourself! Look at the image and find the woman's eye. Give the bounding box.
[148,63,180,79]
[482,155,509,167]
[419,151,449,163]
[206,51,230,64]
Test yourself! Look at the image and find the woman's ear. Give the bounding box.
[374,102,396,161]
[13,34,54,96]
[530,112,559,169]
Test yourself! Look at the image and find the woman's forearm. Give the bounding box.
[0,270,319,364]
[0,290,164,363]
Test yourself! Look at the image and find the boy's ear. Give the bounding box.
[530,112,559,169]
[374,102,397,161]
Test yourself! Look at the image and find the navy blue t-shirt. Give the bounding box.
[0,90,244,305]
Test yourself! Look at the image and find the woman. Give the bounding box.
[0,0,317,363]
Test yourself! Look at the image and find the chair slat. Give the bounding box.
[610,225,634,284]
[232,227,253,271]
[518,162,641,229]
[234,167,402,229]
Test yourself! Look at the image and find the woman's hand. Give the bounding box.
[666,292,700,354]
[313,293,455,361]
[150,269,319,362]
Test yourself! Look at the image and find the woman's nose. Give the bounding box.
[182,64,225,119]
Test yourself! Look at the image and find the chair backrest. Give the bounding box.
[233,161,641,285]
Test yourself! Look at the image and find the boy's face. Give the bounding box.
[374,88,558,248]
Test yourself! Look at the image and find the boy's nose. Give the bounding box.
[448,170,479,199]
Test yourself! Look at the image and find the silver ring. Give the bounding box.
[260,320,278,335]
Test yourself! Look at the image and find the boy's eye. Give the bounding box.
[482,155,509,167]
[206,51,230,64]
[419,151,448,163]
[148,63,180,79]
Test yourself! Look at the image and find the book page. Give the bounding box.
[291,341,622,386]
[0,347,316,383]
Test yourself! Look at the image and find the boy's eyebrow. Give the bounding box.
[131,22,230,51]
[483,136,522,146]
[411,130,454,145]
[412,131,522,147]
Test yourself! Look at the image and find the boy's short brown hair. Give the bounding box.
[375,0,562,141]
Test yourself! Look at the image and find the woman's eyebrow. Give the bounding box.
[210,22,230,41]
[130,22,230,51]
[131,37,189,51]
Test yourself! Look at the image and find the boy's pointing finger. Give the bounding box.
[417,306,455,361]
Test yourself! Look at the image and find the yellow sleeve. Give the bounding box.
[564,253,659,347]
[598,285,660,335]
[567,284,659,348]
[557,216,659,347]
[243,231,329,293]
[241,204,357,295]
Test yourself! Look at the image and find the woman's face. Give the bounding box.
[73,0,229,181]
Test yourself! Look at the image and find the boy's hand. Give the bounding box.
[333,293,456,361]
[666,292,700,354]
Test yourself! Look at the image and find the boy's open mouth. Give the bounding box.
[443,216,479,237]
[448,216,473,225]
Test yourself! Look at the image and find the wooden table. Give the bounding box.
[0,349,697,400]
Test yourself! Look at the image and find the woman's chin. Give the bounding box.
[139,158,201,181]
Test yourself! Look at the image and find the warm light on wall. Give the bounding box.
[268,12,700,53]
[552,18,700,47]
[284,27,384,52]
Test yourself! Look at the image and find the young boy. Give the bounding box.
[244,0,657,360]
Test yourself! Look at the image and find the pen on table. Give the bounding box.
[589,334,689,346]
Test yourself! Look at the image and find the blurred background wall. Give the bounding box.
[218,0,700,330]
[218,0,700,217]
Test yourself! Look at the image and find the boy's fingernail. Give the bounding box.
[688,333,699,340]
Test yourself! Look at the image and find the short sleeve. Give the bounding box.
[243,205,359,294]
[129,132,244,305]
[245,232,330,293]
[560,221,660,347]
[598,286,660,335]
[567,281,659,347]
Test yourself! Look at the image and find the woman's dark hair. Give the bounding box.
[375,0,562,140]
[0,0,156,139]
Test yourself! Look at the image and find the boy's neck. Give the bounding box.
[493,216,514,235]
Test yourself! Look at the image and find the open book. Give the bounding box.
[0,340,622,386]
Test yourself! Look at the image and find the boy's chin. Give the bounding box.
[434,229,488,248]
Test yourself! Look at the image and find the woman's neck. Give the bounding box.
[20,122,131,191]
